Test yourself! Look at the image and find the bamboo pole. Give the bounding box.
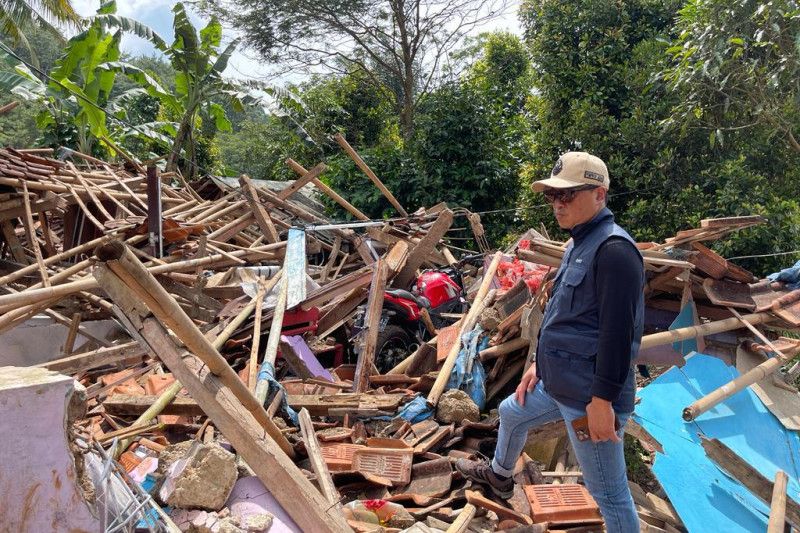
[479,337,529,361]
[0,242,285,309]
[640,311,774,350]
[683,351,785,421]
[0,233,117,287]
[427,251,503,406]
[768,470,789,533]
[19,180,50,286]
[254,274,289,405]
[248,278,268,393]
[94,241,294,458]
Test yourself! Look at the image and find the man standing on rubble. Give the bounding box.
[456,152,643,532]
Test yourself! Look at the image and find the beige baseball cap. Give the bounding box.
[531,151,610,192]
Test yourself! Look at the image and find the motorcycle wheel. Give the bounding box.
[374,325,416,373]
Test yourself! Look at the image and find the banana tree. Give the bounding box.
[0,0,81,67]
[0,1,173,155]
[159,3,252,177]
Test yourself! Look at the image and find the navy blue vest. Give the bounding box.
[535,207,643,413]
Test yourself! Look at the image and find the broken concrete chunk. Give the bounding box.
[171,508,266,533]
[436,389,480,424]
[160,442,238,511]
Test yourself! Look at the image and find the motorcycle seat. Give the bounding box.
[385,288,429,308]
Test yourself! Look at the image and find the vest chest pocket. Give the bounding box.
[559,265,588,310]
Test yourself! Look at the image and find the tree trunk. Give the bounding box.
[393,0,416,141]
[787,129,800,154]
[400,76,415,141]
[166,116,193,173]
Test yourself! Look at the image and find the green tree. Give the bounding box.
[0,21,64,147]
[518,0,687,235]
[1,1,170,155]
[0,0,79,65]
[198,0,510,139]
[319,31,534,232]
[518,0,800,275]
[664,0,800,154]
[159,3,277,178]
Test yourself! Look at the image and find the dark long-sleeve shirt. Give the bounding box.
[588,237,643,402]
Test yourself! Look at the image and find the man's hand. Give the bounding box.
[515,364,539,406]
[586,396,620,443]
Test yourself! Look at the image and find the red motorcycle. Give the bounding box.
[357,256,482,372]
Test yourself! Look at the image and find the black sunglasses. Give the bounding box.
[542,184,598,204]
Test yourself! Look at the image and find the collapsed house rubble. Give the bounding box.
[1,139,800,533]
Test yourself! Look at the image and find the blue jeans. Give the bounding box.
[491,381,639,533]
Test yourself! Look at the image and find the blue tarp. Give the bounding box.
[634,353,800,532]
[257,361,299,426]
[445,326,489,410]
[393,326,489,424]
[768,260,800,290]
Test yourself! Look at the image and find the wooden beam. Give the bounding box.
[36,341,145,375]
[768,470,789,533]
[394,209,453,288]
[701,437,800,530]
[137,317,351,533]
[238,174,280,243]
[298,408,341,507]
[333,133,408,217]
[316,287,368,339]
[278,163,326,200]
[287,393,404,416]
[353,259,387,392]
[286,158,370,221]
[445,503,476,533]
[93,243,294,458]
[104,394,204,417]
[1,220,29,264]
[62,312,82,356]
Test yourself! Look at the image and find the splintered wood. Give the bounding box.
[1,143,798,533]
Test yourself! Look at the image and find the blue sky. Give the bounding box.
[72,0,522,83]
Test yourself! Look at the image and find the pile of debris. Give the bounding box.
[1,138,800,533]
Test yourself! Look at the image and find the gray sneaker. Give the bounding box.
[455,458,514,499]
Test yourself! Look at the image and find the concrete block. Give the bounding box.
[160,442,237,511]
[0,366,100,532]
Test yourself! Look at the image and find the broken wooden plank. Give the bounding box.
[287,393,405,417]
[94,242,293,458]
[701,437,800,530]
[103,394,203,417]
[238,174,280,243]
[1,220,29,264]
[298,407,341,507]
[333,133,408,217]
[353,259,387,392]
[135,317,351,533]
[394,209,454,288]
